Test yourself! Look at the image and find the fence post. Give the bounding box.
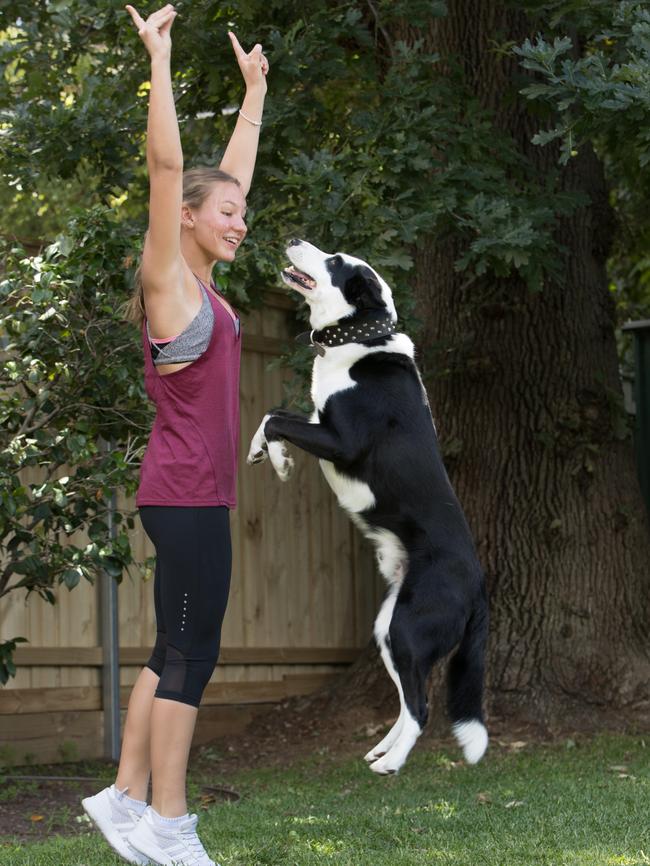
[622,319,650,515]
[101,454,121,762]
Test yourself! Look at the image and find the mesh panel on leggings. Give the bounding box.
[155,644,188,699]
[154,644,220,709]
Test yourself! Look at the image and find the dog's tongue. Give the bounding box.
[285,267,316,289]
[289,267,312,281]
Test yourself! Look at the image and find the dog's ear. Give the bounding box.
[345,267,385,311]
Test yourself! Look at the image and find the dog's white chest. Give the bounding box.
[311,346,360,412]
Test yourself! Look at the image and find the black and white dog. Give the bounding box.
[247,239,489,774]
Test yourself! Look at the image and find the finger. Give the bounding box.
[260,52,269,74]
[125,5,146,30]
[249,42,262,57]
[158,9,178,32]
[228,31,247,60]
[149,3,175,17]
[147,7,175,36]
[148,4,175,25]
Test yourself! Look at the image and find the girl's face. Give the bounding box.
[190,182,248,262]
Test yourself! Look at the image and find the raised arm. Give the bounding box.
[219,32,269,197]
[126,4,184,296]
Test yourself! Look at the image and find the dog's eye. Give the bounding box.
[328,254,343,269]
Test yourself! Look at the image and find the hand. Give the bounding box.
[228,31,269,93]
[126,3,177,60]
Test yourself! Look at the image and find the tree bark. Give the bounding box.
[326,1,650,731]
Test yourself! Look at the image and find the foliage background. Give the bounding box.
[1,0,650,681]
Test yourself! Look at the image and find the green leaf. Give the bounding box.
[62,568,81,590]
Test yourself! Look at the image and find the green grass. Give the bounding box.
[2,734,649,865]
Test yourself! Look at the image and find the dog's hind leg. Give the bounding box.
[363,588,407,766]
[369,589,466,775]
[368,628,427,776]
[448,591,489,764]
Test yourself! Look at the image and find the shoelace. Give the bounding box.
[179,815,210,860]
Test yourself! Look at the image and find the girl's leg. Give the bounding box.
[115,512,168,803]
[114,666,160,802]
[142,506,232,818]
[150,698,198,816]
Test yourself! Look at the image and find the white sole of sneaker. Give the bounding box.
[82,796,150,866]
[127,827,219,866]
[125,835,175,866]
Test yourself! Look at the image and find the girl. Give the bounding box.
[82,6,268,865]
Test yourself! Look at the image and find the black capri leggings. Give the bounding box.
[139,506,231,708]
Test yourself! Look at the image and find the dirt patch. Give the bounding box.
[0,776,107,845]
[189,688,650,777]
[0,772,241,845]
[193,694,389,774]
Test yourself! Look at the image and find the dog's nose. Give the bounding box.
[288,238,302,247]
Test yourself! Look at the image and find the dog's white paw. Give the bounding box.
[368,715,421,776]
[364,747,386,763]
[268,440,294,481]
[247,414,271,465]
[368,755,400,775]
[364,717,403,763]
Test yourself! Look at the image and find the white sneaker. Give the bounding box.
[127,806,218,866]
[82,784,150,865]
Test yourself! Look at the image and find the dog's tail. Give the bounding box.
[447,588,489,764]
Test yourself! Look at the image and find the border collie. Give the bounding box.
[247,239,489,774]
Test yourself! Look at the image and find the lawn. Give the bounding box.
[1,734,649,865]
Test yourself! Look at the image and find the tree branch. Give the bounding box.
[366,0,394,58]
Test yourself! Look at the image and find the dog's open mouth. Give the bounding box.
[281,266,317,291]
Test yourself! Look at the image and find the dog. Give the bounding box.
[247,239,489,774]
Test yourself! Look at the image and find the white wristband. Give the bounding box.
[238,109,262,127]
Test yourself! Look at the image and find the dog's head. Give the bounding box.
[281,239,397,331]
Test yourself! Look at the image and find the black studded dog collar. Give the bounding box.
[295,311,397,356]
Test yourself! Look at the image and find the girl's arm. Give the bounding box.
[219,32,269,197]
[126,4,184,296]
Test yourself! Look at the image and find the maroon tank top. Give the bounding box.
[136,287,241,508]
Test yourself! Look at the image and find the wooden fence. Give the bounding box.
[0,288,382,765]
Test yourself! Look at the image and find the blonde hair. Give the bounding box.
[123,167,242,325]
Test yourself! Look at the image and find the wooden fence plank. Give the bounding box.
[262,354,288,651]
[13,648,104,666]
[0,706,270,765]
[242,333,288,356]
[192,705,262,746]
[0,686,100,714]
[12,646,361,667]
[0,673,340,715]
[0,711,103,766]
[263,288,295,312]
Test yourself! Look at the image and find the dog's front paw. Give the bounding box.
[268,440,294,481]
[247,446,268,465]
[247,414,271,466]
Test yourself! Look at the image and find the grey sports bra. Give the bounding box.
[147,278,239,365]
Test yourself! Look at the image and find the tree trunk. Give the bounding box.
[327,1,650,731]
